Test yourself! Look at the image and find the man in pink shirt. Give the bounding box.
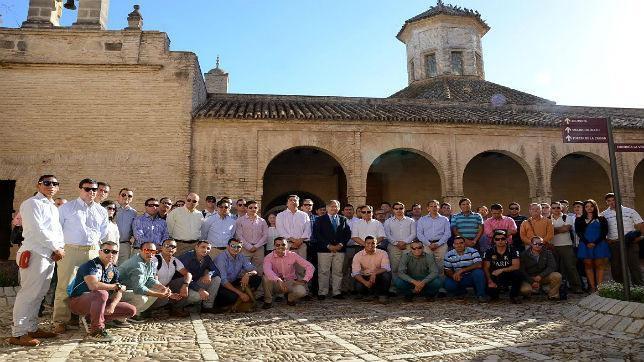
[262,237,315,309]
[351,236,392,303]
[483,204,517,252]
[235,200,268,276]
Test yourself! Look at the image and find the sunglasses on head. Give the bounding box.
[101,248,118,255]
[83,187,98,192]
[40,180,60,187]
[120,193,133,198]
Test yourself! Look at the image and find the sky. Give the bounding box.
[1,0,643,108]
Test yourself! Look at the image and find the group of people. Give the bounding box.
[9,174,644,347]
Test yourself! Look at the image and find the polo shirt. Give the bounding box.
[451,212,483,239]
[443,247,482,272]
[551,214,574,246]
[483,247,520,272]
[155,254,185,286]
[69,257,119,298]
[601,207,643,240]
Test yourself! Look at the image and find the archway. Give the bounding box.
[635,160,644,215]
[551,153,611,206]
[366,149,441,209]
[262,147,347,217]
[463,151,530,210]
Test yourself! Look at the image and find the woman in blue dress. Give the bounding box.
[574,199,609,292]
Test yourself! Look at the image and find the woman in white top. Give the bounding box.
[265,212,280,255]
[101,200,121,243]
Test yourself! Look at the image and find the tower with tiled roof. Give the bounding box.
[205,55,229,93]
[397,0,490,84]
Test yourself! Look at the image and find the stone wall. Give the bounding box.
[0,28,205,211]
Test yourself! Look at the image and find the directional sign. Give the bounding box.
[616,143,644,152]
[562,117,608,143]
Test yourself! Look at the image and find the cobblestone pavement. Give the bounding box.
[0,294,642,361]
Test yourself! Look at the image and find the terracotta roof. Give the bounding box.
[194,93,644,129]
[397,1,490,39]
[390,76,555,106]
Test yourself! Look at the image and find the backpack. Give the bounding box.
[561,215,576,244]
[155,254,182,281]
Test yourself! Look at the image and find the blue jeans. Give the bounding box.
[444,269,486,297]
[394,277,441,297]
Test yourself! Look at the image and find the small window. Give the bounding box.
[475,53,483,76]
[451,51,463,75]
[425,53,437,78]
[409,60,415,82]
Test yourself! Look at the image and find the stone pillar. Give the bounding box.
[22,0,57,28]
[72,0,109,30]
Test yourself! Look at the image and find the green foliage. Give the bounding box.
[598,281,644,303]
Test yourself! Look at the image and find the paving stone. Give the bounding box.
[617,303,637,317]
[4,287,15,297]
[0,298,6,307]
[599,299,620,313]
[577,311,596,324]
[630,304,644,319]
[7,296,15,305]
[600,315,625,331]
[625,319,644,335]
[613,317,634,333]
[0,288,4,297]
[584,313,603,326]
[593,314,614,329]
[608,301,629,315]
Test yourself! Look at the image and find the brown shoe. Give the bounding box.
[53,323,66,334]
[8,335,40,346]
[28,329,57,339]
[169,308,190,318]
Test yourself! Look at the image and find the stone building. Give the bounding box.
[1,1,643,252]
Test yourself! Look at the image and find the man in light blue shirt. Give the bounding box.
[132,198,169,248]
[213,238,260,308]
[416,200,451,274]
[201,199,237,258]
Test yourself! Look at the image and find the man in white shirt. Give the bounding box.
[167,192,204,255]
[550,201,583,293]
[10,175,65,346]
[54,178,109,333]
[383,202,416,290]
[276,195,311,281]
[602,193,644,285]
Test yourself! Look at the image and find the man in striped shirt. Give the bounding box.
[451,198,484,251]
[443,236,488,302]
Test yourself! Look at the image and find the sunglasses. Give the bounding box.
[120,193,133,198]
[248,206,258,209]
[105,206,116,210]
[230,244,243,249]
[494,237,507,241]
[509,207,519,210]
[393,207,403,211]
[101,249,118,255]
[142,248,156,253]
[164,244,177,249]
[39,180,60,187]
[186,199,197,203]
[162,202,172,206]
[362,211,372,214]
[146,204,160,207]
[552,206,561,209]
[237,203,245,207]
[411,246,423,250]
[83,187,98,192]
[532,242,544,246]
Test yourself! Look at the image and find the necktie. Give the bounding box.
[332,216,337,231]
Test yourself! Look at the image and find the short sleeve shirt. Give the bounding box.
[155,255,185,286]
[451,212,483,239]
[483,247,519,272]
[69,257,119,297]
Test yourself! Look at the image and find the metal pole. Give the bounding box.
[606,116,630,300]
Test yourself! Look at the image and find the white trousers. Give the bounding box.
[13,251,55,337]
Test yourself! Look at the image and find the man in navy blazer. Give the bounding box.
[313,200,352,300]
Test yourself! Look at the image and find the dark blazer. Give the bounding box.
[519,248,557,282]
[574,216,608,244]
[312,214,352,253]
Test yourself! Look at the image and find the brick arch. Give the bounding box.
[550,151,611,206]
[259,145,352,182]
[551,151,611,178]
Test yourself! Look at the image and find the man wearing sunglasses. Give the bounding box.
[519,236,562,301]
[202,199,237,258]
[394,240,441,302]
[178,240,221,313]
[96,182,111,204]
[507,202,528,252]
[10,175,65,346]
[133,198,169,249]
[213,238,260,309]
[115,188,137,264]
[202,195,217,219]
[54,178,109,333]
[262,237,315,308]
[68,241,136,342]
[118,242,172,320]
[158,197,173,220]
[483,230,522,304]
[167,192,204,255]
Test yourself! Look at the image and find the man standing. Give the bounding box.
[132,198,169,248]
[213,238,261,309]
[68,241,135,342]
[520,203,554,248]
[96,182,111,204]
[178,241,221,313]
[352,236,392,303]
[262,237,315,308]
[602,193,644,285]
[483,204,517,252]
[11,175,65,346]
[233,198,247,220]
[202,199,237,258]
[167,192,204,255]
[439,202,452,219]
[519,236,562,300]
[342,204,361,229]
[235,200,268,276]
[443,236,488,302]
[416,200,451,275]
[115,188,137,264]
[202,195,217,219]
[394,240,441,301]
[380,202,393,219]
[54,178,109,333]
[550,201,583,293]
[508,202,528,252]
[410,203,423,222]
[312,200,351,299]
[451,198,484,251]
[158,197,173,220]
[276,195,311,278]
[483,230,522,304]
[118,242,172,318]
[383,202,416,291]
[346,205,386,293]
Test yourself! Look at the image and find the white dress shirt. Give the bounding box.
[19,192,65,257]
[350,219,386,246]
[276,209,311,240]
[59,198,109,246]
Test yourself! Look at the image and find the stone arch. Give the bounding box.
[261,147,348,215]
[551,152,611,206]
[462,150,533,210]
[365,148,443,208]
[634,159,644,214]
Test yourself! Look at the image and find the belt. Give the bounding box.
[429,240,439,243]
[64,243,98,250]
[176,239,199,244]
[214,247,227,250]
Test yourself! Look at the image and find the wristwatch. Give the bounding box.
[114,283,123,292]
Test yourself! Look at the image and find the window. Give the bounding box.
[451,51,463,75]
[475,52,483,76]
[425,53,437,78]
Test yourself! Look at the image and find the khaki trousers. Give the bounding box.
[242,247,265,276]
[424,243,448,276]
[317,252,345,296]
[263,277,307,303]
[520,272,562,298]
[53,244,99,324]
[117,242,132,265]
[291,244,308,280]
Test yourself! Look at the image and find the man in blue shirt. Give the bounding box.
[451,198,483,251]
[201,199,237,258]
[68,241,136,342]
[177,240,222,312]
[213,238,261,308]
[115,188,138,264]
[132,198,169,248]
[443,236,488,302]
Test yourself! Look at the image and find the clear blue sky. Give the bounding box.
[2,0,643,108]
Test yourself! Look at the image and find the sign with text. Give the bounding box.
[562,117,608,143]
[616,143,644,152]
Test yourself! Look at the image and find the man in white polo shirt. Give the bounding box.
[602,193,644,285]
[550,201,583,293]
